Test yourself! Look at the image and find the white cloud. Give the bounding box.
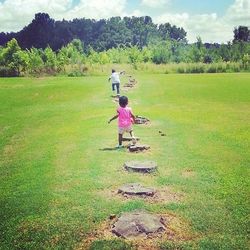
[0,0,72,32]
[64,0,127,20]
[123,9,145,18]
[0,0,249,43]
[153,0,250,43]
[155,12,234,43]
[225,0,250,24]
[0,0,126,32]
[141,0,170,8]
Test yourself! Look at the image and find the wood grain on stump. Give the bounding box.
[118,183,155,196]
[124,160,157,173]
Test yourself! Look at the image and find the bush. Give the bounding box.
[216,63,227,73]
[67,64,88,77]
[177,66,186,73]
[206,64,217,73]
[0,66,19,77]
[186,63,205,73]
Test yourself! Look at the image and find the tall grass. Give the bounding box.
[72,62,249,76]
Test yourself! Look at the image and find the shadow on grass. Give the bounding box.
[99,146,125,151]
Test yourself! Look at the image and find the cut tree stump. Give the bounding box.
[118,183,155,196]
[135,115,150,124]
[124,161,157,173]
[127,144,150,152]
[112,211,165,239]
[123,83,134,88]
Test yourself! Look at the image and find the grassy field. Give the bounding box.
[0,73,249,250]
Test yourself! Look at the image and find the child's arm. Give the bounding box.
[130,110,136,123]
[108,114,118,124]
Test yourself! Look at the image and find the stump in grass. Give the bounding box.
[135,115,150,124]
[118,183,155,196]
[112,211,165,239]
[123,83,134,88]
[127,144,150,152]
[124,160,157,173]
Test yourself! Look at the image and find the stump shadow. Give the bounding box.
[99,147,124,151]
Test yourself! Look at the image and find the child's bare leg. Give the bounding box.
[129,130,135,138]
[118,133,123,146]
[129,130,136,144]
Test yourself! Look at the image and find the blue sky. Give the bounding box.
[0,0,249,43]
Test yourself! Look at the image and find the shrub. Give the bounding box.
[206,64,217,73]
[216,63,227,73]
[177,66,186,73]
[186,63,205,73]
[0,66,19,77]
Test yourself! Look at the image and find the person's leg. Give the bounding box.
[116,83,120,95]
[129,129,136,145]
[118,133,123,146]
[129,130,135,138]
[112,83,115,92]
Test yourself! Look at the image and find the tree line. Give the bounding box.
[0,13,249,77]
[0,13,187,51]
[0,36,249,77]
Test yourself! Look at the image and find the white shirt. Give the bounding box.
[110,72,121,84]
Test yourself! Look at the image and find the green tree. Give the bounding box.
[43,46,57,70]
[127,46,143,68]
[233,26,250,43]
[151,41,172,64]
[27,48,44,75]
[188,37,206,63]
[0,38,26,75]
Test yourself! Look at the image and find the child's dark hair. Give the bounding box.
[119,96,128,107]
[112,69,115,73]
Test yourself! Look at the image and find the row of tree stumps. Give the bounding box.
[109,76,167,242]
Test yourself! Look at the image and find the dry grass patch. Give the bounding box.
[96,186,184,204]
[76,212,198,250]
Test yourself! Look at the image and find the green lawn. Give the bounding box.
[0,73,249,250]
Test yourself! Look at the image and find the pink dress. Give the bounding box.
[117,106,132,128]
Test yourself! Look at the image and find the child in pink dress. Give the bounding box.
[108,96,136,148]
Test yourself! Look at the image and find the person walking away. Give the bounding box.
[108,69,125,96]
[108,96,136,148]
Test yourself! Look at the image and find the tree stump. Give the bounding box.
[124,161,157,173]
[112,211,165,239]
[135,115,150,124]
[128,144,150,152]
[118,183,155,196]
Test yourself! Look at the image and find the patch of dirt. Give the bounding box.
[76,212,198,250]
[121,188,183,204]
[181,169,195,178]
[97,186,183,204]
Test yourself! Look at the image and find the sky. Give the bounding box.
[0,0,249,43]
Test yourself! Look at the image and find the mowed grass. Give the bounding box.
[0,73,249,249]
